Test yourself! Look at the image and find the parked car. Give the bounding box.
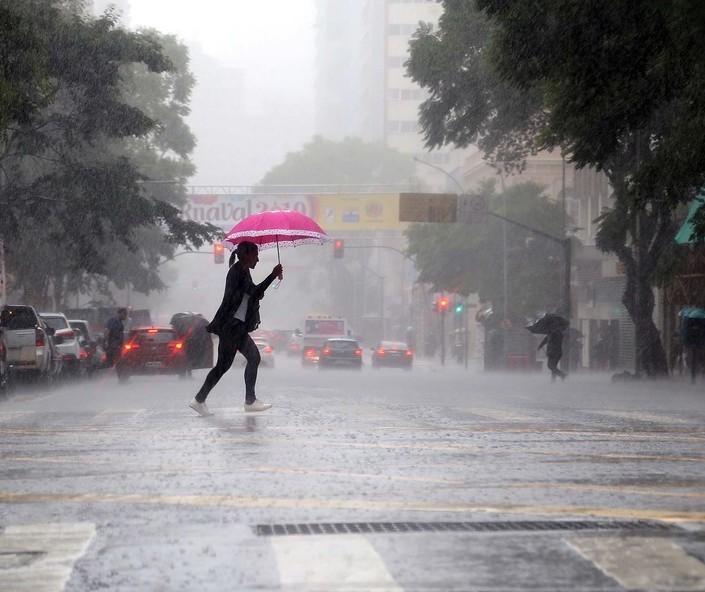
[115,326,187,382]
[318,338,362,370]
[371,340,413,370]
[1,304,61,385]
[40,312,85,378]
[234,336,275,368]
[69,319,105,375]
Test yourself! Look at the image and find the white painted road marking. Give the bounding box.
[0,522,95,592]
[566,536,705,591]
[271,534,402,591]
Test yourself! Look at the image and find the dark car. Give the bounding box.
[115,327,187,383]
[318,338,362,370]
[371,340,413,370]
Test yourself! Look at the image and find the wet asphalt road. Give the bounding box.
[1,355,705,591]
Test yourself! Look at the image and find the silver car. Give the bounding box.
[41,312,85,378]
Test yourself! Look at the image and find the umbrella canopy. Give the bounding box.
[526,313,570,335]
[224,210,330,256]
[170,312,208,336]
[675,196,705,245]
[678,306,705,319]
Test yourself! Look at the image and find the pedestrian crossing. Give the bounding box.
[0,522,95,592]
[566,536,705,591]
[2,522,705,591]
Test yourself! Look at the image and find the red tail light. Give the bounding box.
[35,328,45,347]
[123,343,138,352]
[376,348,386,356]
[305,348,316,358]
[170,342,184,349]
[355,349,362,357]
[264,346,273,353]
[321,347,331,356]
[405,350,413,357]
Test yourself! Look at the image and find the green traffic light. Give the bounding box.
[455,305,463,313]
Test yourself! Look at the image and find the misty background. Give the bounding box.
[92,0,320,331]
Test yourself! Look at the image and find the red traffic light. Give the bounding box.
[438,298,449,312]
[213,243,225,264]
[333,239,344,259]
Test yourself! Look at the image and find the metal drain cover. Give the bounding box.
[255,520,673,537]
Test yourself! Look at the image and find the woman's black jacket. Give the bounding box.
[206,262,277,337]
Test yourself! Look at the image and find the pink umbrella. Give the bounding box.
[224,209,330,264]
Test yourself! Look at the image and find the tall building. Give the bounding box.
[315,0,468,190]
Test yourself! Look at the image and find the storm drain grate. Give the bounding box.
[255,520,673,537]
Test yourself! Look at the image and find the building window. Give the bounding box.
[388,88,427,100]
[388,23,422,35]
[388,120,420,133]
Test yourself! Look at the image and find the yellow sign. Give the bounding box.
[311,194,406,231]
[399,193,457,223]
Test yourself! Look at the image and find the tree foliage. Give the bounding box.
[258,136,415,317]
[406,0,705,376]
[0,0,219,307]
[259,136,415,186]
[406,181,567,318]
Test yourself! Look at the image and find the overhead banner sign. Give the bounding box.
[398,192,457,223]
[181,193,407,232]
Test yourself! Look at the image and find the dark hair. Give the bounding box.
[229,250,237,266]
[236,241,258,260]
[117,307,127,315]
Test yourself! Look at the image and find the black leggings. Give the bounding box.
[195,323,261,404]
[547,355,566,380]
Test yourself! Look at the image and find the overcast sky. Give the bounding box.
[127,1,316,94]
[104,0,319,187]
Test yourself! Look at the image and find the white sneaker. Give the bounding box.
[244,399,272,412]
[189,398,213,417]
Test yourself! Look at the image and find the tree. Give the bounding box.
[258,137,415,318]
[0,1,219,308]
[259,136,415,186]
[406,181,568,318]
[407,0,705,376]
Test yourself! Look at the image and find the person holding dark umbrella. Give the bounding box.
[188,241,282,416]
[538,327,566,382]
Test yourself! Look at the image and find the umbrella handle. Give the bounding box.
[274,235,281,289]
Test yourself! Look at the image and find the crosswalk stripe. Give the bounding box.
[271,534,402,591]
[0,522,95,592]
[566,536,705,591]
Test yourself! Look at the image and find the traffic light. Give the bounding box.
[333,239,344,259]
[454,302,464,314]
[438,297,449,313]
[213,243,225,264]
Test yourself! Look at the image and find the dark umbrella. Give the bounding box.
[170,312,212,371]
[170,312,207,336]
[526,313,570,335]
